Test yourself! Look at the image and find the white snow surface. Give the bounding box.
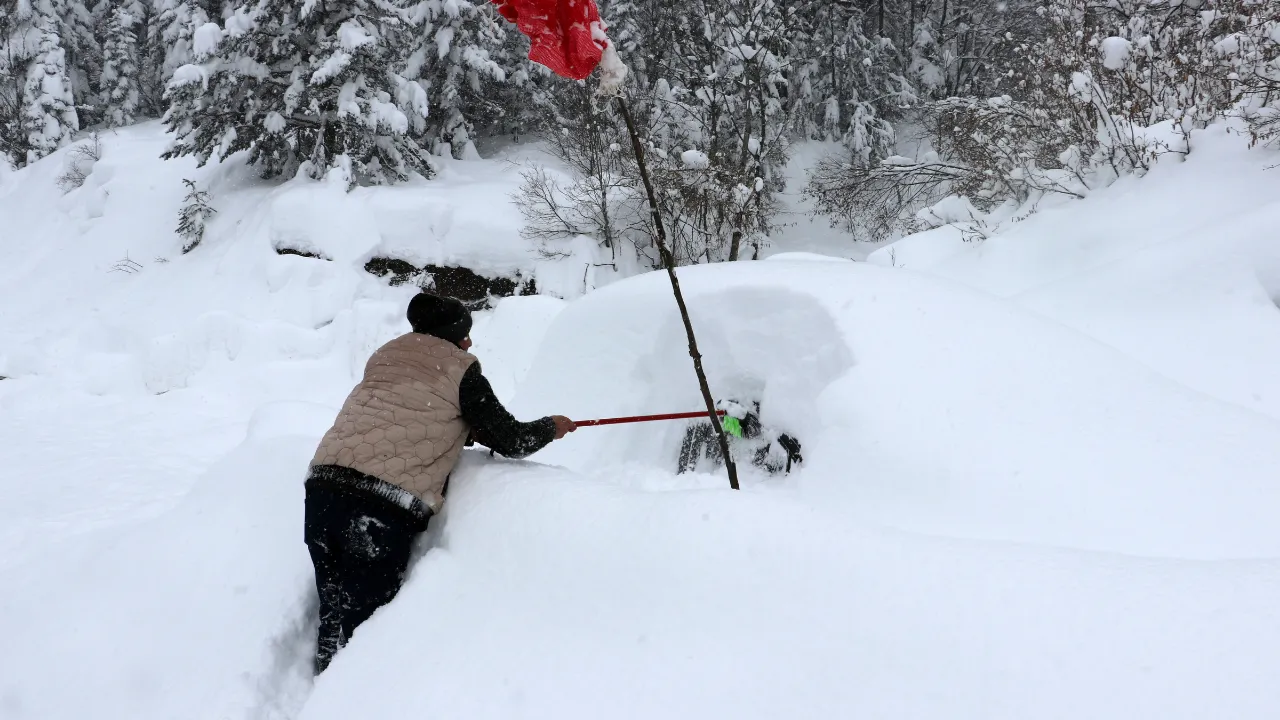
[2,121,1280,719]
[511,261,1280,559]
[868,123,1280,420]
[680,149,710,169]
[192,22,222,59]
[1101,36,1132,70]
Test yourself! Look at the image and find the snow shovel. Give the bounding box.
[577,410,743,437]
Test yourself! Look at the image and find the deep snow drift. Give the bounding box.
[3,121,1280,720]
[513,261,1280,559]
[867,124,1280,421]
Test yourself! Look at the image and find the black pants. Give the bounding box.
[304,472,427,674]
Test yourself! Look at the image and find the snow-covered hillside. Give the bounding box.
[3,122,1280,720]
[868,124,1280,421]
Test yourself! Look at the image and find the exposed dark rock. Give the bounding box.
[364,256,536,309]
[275,246,330,260]
[364,256,420,282]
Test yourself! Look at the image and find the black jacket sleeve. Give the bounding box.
[459,362,557,459]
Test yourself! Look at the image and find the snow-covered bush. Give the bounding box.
[513,85,643,260]
[56,131,102,193]
[807,0,1253,241]
[525,0,835,265]
[1221,1,1280,148]
[176,178,215,253]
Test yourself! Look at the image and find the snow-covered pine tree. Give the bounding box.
[128,0,169,117]
[23,6,81,164]
[155,0,217,83]
[99,5,141,126]
[894,0,1040,101]
[598,0,643,84]
[163,0,433,184]
[176,177,215,252]
[790,1,908,160]
[1,0,83,166]
[59,0,103,125]
[0,2,25,161]
[399,0,511,158]
[486,25,555,143]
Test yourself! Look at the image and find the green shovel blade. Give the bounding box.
[723,416,743,438]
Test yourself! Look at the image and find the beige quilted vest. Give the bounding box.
[311,332,477,512]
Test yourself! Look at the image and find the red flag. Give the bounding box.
[491,0,612,81]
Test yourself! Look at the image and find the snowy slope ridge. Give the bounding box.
[513,261,1280,559]
[0,123,589,396]
[0,420,320,720]
[305,454,1280,720]
[5,431,1277,720]
[869,124,1280,420]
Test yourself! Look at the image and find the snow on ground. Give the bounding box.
[868,123,1280,420]
[2,120,1280,720]
[0,428,320,720]
[305,456,1280,720]
[467,293,566,400]
[512,261,1280,559]
[0,378,244,568]
[0,122,589,393]
[762,140,887,260]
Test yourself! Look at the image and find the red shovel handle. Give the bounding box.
[576,410,726,427]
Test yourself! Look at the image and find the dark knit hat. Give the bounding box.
[407,292,472,344]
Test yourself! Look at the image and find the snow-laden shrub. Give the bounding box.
[176,178,215,253]
[807,0,1250,242]
[56,132,103,193]
[513,83,645,264]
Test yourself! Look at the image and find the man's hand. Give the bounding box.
[551,416,577,440]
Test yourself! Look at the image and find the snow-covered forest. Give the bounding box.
[10,0,1280,257]
[4,0,1280,718]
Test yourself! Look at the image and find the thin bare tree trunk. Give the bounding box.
[616,96,740,490]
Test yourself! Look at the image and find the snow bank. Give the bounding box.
[0,434,318,720]
[0,379,246,567]
[866,223,968,268]
[763,139,886,259]
[300,454,1280,720]
[870,123,1280,420]
[467,294,567,400]
[0,123,592,394]
[7,436,1279,720]
[513,261,1280,559]
[3,112,1280,720]
[763,251,853,262]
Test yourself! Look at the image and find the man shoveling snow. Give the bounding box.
[304,293,577,673]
